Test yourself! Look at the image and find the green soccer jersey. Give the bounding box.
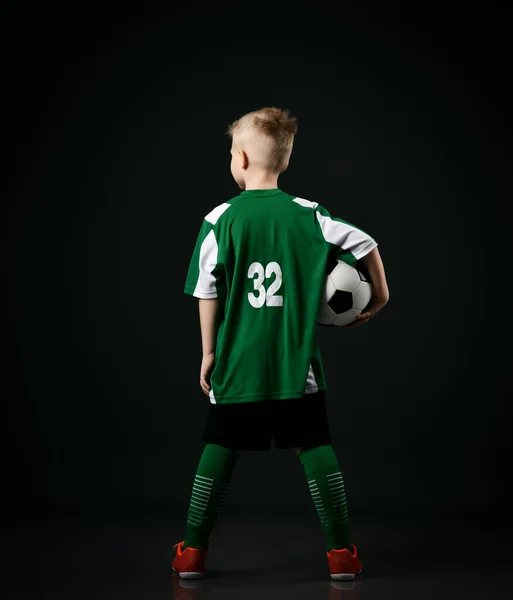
[184,188,378,404]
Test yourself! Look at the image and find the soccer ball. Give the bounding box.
[317,258,372,327]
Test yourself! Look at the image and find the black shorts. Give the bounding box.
[202,390,331,451]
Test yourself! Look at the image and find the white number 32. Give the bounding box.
[247,261,283,308]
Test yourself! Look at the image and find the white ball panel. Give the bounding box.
[352,281,372,311]
[333,307,360,327]
[330,261,360,293]
[317,303,337,325]
[325,275,337,302]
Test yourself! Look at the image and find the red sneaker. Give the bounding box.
[172,540,207,579]
[327,544,362,581]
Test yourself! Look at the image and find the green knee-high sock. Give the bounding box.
[183,443,239,551]
[297,444,351,552]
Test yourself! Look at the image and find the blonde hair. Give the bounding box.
[227,107,298,172]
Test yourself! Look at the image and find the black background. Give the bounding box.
[5,5,510,527]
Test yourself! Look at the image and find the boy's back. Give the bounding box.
[174,107,389,582]
[184,187,378,404]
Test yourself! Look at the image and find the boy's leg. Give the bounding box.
[296,444,351,551]
[183,443,239,551]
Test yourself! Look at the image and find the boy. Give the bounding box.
[172,107,389,580]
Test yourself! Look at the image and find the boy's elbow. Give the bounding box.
[370,284,389,305]
[376,290,390,305]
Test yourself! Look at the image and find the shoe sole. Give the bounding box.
[172,567,204,580]
[330,569,362,581]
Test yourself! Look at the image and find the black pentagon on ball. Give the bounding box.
[327,289,353,313]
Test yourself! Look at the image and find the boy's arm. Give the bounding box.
[198,298,220,355]
[359,247,389,303]
[346,247,389,328]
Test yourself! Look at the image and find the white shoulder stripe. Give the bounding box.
[293,196,376,261]
[195,229,218,297]
[316,212,376,261]
[292,197,319,210]
[205,202,231,225]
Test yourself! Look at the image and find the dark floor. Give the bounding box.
[2,509,511,599]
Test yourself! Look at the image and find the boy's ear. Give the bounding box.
[239,149,249,170]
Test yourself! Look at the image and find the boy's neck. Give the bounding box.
[243,172,279,191]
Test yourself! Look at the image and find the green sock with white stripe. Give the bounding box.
[183,443,239,551]
[297,444,351,552]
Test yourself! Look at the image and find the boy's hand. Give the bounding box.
[200,352,215,396]
[343,310,373,328]
[343,296,388,329]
